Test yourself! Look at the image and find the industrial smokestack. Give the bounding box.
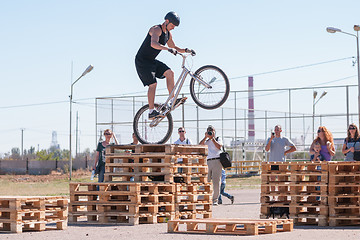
[248,76,255,142]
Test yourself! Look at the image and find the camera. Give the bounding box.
[271,132,275,136]
[207,131,213,136]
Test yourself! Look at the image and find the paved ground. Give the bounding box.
[1,189,360,240]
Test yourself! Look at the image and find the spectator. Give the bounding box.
[174,127,192,174]
[174,127,192,145]
[265,125,296,162]
[94,129,118,182]
[218,169,234,204]
[310,126,335,161]
[342,123,360,161]
[131,133,139,145]
[310,141,325,161]
[200,125,223,206]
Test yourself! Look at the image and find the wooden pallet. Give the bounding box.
[329,217,360,226]
[134,144,208,155]
[292,215,328,226]
[175,211,212,220]
[168,218,293,236]
[0,196,67,233]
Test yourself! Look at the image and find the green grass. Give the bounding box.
[226,176,261,189]
[0,175,94,196]
[0,174,260,196]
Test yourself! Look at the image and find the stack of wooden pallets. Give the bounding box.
[69,182,176,225]
[175,183,212,219]
[0,196,68,233]
[104,144,208,183]
[260,161,329,226]
[69,144,212,225]
[328,162,360,226]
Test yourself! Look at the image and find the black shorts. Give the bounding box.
[135,58,170,86]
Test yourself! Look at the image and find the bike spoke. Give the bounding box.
[190,65,229,109]
[133,104,173,144]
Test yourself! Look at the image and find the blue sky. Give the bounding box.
[1,0,360,154]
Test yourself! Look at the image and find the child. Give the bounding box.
[310,141,325,161]
[218,169,234,204]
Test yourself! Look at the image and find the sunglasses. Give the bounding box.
[349,127,356,130]
[317,130,323,133]
[178,130,185,133]
[104,132,111,135]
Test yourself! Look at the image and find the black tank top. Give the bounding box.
[136,25,169,61]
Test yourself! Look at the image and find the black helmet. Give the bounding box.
[165,11,180,26]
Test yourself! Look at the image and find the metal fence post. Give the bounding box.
[346,86,350,127]
[289,89,292,139]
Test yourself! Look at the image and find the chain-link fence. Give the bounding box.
[96,84,358,164]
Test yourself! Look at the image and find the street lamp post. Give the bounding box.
[69,65,94,180]
[326,25,360,127]
[312,90,327,139]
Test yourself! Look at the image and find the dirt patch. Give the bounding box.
[0,169,90,183]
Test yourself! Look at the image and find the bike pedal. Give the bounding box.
[174,97,187,109]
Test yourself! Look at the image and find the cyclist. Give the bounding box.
[135,11,194,119]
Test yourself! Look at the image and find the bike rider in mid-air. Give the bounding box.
[135,11,194,119]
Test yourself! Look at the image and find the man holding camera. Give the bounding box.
[200,125,223,206]
[265,125,296,162]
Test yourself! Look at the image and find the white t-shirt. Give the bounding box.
[174,138,192,163]
[205,137,223,159]
[174,138,192,145]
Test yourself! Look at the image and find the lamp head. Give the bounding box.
[320,91,328,98]
[326,27,342,33]
[313,91,318,99]
[82,65,94,76]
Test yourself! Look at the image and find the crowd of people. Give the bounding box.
[265,123,360,162]
[93,123,359,206]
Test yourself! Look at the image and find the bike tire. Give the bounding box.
[133,103,173,144]
[189,65,230,110]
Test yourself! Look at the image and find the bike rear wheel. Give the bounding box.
[133,104,173,144]
[189,65,230,110]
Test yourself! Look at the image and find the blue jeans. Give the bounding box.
[218,183,233,203]
[98,164,105,183]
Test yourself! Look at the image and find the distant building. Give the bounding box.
[50,131,60,150]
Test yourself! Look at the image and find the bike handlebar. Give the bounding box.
[168,48,196,57]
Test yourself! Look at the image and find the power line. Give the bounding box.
[0,57,355,110]
[229,56,354,80]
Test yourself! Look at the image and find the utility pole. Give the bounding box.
[76,111,79,157]
[20,128,25,158]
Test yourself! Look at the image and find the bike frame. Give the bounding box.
[150,53,212,127]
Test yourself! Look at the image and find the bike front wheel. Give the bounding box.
[133,104,173,144]
[189,65,230,110]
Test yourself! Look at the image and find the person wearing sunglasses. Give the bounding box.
[93,129,118,182]
[174,127,192,175]
[174,127,192,145]
[342,124,360,161]
[310,126,335,161]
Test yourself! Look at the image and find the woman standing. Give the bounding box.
[310,126,335,161]
[342,124,360,161]
[94,129,118,182]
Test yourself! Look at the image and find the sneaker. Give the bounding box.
[148,110,160,119]
[213,201,218,206]
[218,201,222,205]
[230,196,234,204]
